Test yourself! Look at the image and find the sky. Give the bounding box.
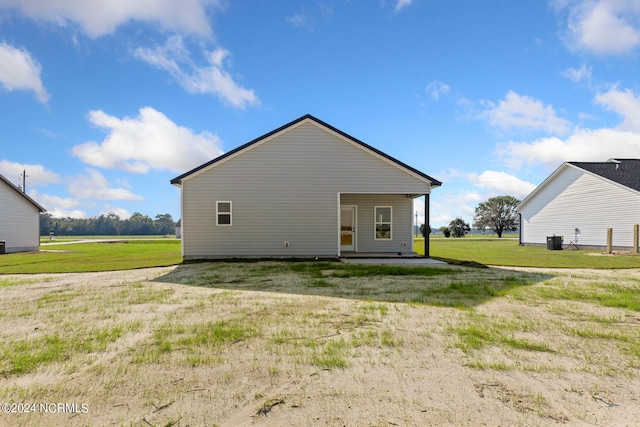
[1,0,640,228]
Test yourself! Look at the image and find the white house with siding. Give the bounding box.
[170,115,442,260]
[517,159,640,250]
[0,173,46,253]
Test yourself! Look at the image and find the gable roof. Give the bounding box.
[568,159,640,192]
[517,158,640,211]
[0,173,46,212]
[170,114,442,187]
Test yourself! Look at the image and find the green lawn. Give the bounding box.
[416,237,640,269]
[40,235,175,243]
[430,233,519,239]
[0,240,182,274]
[1,236,639,274]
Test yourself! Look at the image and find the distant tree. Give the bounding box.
[153,213,175,235]
[40,212,177,236]
[449,217,470,238]
[473,195,520,238]
[106,212,123,235]
[40,213,55,236]
[439,226,451,238]
[125,212,155,235]
[95,212,122,235]
[419,224,431,237]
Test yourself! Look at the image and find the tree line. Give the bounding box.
[39,212,176,236]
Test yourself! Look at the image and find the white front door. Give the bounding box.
[340,206,356,251]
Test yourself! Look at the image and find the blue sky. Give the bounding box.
[1,0,640,227]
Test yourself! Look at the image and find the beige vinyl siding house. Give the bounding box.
[0,173,45,253]
[171,115,441,260]
[518,159,640,250]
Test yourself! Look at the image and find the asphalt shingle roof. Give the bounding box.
[569,159,640,192]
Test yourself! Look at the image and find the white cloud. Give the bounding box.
[562,0,640,54]
[594,85,640,132]
[468,170,536,198]
[0,0,219,38]
[287,13,311,30]
[68,169,143,201]
[427,170,535,227]
[134,36,259,109]
[0,42,49,104]
[496,128,640,169]
[0,160,60,186]
[425,80,450,100]
[28,188,77,209]
[30,187,138,219]
[28,189,86,218]
[497,84,640,169]
[71,107,223,173]
[286,5,332,31]
[562,64,592,85]
[434,168,468,182]
[45,208,88,219]
[29,190,78,209]
[431,192,484,226]
[481,91,571,135]
[101,206,132,220]
[395,0,413,12]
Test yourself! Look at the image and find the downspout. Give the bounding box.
[337,193,341,258]
[179,182,185,258]
[424,193,430,258]
[518,213,522,246]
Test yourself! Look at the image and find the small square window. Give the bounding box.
[217,201,232,226]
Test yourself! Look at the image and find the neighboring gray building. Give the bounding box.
[518,159,640,250]
[174,219,181,239]
[0,173,46,253]
[170,115,442,260]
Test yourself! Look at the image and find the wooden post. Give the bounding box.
[606,228,613,254]
[424,194,430,258]
[633,224,639,254]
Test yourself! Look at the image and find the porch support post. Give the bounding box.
[424,193,430,258]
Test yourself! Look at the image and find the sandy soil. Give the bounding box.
[1,265,639,427]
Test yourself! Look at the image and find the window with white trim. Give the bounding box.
[374,206,392,240]
[216,201,232,226]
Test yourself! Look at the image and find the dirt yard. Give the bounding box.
[1,263,639,426]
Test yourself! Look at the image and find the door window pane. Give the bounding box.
[341,209,354,246]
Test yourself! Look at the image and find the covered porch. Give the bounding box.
[338,193,431,258]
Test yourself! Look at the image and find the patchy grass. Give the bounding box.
[1,262,640,426]
[165,261,543,308]
[451,312,554,354]
[2,321,143,375]
[451,271,640,376]
[134,317,256,367]
[0,277,43,288]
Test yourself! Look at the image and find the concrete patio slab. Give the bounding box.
[340,257,447,265]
